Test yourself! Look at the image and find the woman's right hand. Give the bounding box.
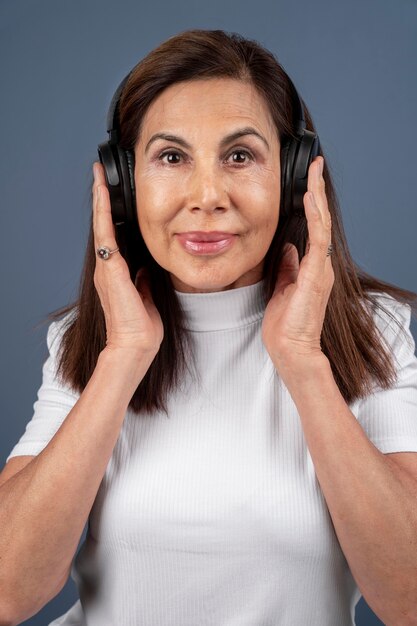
[92,161,164,357]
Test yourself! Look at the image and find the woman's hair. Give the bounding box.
[47,28,417,416]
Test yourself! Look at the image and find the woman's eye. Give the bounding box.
[157,149,254,165]
[227,149,253,165]
[158,150,183,165]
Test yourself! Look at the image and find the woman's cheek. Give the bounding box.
[136,178,178,220]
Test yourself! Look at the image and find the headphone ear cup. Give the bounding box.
[293,131,321,214]
[281,131,321,218]
[116,147,147,275]
[97,141,128,225]
[124,149,137,222]
[116,146,137,226]
[280,138,298,218]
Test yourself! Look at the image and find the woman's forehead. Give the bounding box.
[140,78,275,138]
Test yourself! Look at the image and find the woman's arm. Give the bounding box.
[0,348,154,626]
[0,158,164,626]
[275,352,417,626]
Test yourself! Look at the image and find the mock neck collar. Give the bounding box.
[174,278,267,332]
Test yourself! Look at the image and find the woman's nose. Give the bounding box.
[185,159,229,213]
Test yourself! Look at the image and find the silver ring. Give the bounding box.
[326,243,333,257]
[96,246,119,260]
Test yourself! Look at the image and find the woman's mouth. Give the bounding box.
[175,234,237,255]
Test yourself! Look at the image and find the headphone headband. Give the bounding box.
[105,73,132,142]
[285,75,307,136]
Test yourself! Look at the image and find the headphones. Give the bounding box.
[97,69,321,229]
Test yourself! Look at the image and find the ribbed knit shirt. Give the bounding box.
[6,278,417,626]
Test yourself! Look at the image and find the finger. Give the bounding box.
[307,156,324,198]
[305,234,333,272]
[304,190,332,267]
[92,163,118,255]
[307,156,332,248]
[93,161,106,186]
[307,156,331,228]
[92,162,105,197]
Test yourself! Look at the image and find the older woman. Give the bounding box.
[1,29,417,626]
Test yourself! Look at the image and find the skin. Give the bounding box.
[133,77,282,293]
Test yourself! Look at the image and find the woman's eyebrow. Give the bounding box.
[144,126,270,154]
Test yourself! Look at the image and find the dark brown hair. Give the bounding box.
[47,28,417,416]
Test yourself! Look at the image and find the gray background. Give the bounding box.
[1,0,416,624]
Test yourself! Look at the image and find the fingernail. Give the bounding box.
[319,157,324,176]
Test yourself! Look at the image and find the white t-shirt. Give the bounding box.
[6,279,417,625]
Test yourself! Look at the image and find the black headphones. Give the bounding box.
[97,69,321,229]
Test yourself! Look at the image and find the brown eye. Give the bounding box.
[158,150,183,164]
[228,149,253,165]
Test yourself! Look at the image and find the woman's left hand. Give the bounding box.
[261,156,334,366]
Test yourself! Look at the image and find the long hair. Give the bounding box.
[46,28,417,416]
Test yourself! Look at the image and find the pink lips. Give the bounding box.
[176,232,237,255]
[176,231,236,242]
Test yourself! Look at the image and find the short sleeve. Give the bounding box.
[355,294,417,453]
[5,314,80,462]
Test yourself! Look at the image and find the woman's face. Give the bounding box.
[134,78,281,293]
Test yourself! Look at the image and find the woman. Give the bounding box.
[1,29,417,626]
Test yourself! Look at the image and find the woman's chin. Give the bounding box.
[169,270,261,294]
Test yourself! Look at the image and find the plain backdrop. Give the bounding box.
[1,0,416,624]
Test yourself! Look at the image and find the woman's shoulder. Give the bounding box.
[46,308,78,353]
[362,290,413,353]
[362,290,411,323]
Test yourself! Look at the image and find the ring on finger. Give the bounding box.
[96,245,119,260]
[305,242,333,256]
